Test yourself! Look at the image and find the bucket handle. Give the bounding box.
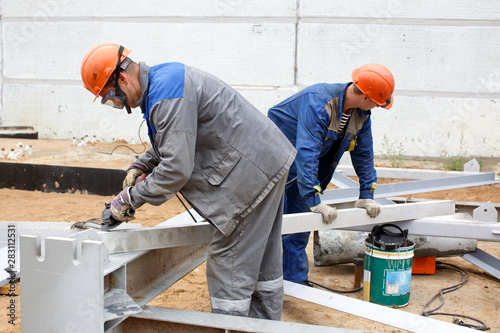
[370,223,409,247]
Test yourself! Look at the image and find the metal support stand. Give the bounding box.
[20,226,208,332]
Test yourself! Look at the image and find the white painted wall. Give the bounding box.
[0,0,499,158]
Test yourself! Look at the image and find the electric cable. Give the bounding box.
[306,279,362,293]
[101,119,149,156]
[175,193,198,223]
[421,261,490,331]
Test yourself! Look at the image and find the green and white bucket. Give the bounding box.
[363,224,415,307]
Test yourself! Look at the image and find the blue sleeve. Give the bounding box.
[350,116,377,199]
[294,94,329,207]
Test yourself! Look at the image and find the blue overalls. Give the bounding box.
[268,82,377,282]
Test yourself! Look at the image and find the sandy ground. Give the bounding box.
[0,138,499,332]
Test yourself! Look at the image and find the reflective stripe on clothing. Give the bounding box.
[256,276,283,292]
[211,297,251,314]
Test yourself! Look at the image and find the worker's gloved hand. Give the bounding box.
[110,187,136,222]
[310,203,338,224]
[354,199,381,218]
[122,162,150,189]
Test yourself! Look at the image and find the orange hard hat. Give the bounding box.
[80,43,131,101]
[351,63,395,109]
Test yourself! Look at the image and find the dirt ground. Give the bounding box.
[0,138,499,333]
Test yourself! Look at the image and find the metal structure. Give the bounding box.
[324,171,496,204]
[3,160,499,332]
[19,200,454,332]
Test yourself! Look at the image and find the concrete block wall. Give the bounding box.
[1,0,499,158]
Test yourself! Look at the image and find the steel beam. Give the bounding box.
[331,171,362,188]
[284,281,475,333]
[119,305,361,333]
[102,223,213,254]
[281,200,455,235]
[103,244,208,332]
[101,201,455,254]
[386,197,500,222]
[341,215,500,242]
[461,248,500,280]
[322,172,497,204]
[331,172,397,206]
[12,160,499,332]
[335,164,488,180]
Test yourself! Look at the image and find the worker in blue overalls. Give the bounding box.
[268,63,395,285]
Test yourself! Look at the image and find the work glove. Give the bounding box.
[109,187,136,222]
[354,199,381,218]
[310,203,338,224]
[122,162,150,189]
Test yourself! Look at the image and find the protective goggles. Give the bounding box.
[379,96,392,109]
[101,88,127,109]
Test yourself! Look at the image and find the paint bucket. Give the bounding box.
[363,224,414,307]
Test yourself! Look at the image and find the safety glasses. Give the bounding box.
[101,88,126,109]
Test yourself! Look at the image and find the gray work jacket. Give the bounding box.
[130,62,296,236]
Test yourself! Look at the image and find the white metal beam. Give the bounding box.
[124,305,362,332]
[461,248,500,280]
[282,200,455,234]
[331,171,362,188]
[284,281,475,333]
[336,164,488,180]
[101,223,213,254]
[386,197,500,221]
[323,172,497,204]
[101,201,455,254]
[341,216,500,242]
